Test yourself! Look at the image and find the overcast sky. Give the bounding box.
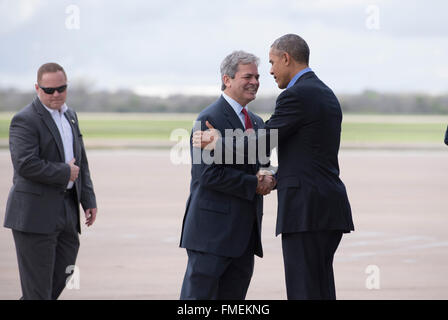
[0,0,447,96]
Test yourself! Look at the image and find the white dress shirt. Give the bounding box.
[40,100,74,189]
[222,92,249,129]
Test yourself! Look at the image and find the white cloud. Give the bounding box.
[0,0,47,34]
[0,0,447,94]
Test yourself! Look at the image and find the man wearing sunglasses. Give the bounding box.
[4,62,97,300]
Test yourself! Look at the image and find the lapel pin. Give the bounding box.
[71,119,75,124]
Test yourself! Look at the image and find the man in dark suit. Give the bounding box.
[179,51,275,300]
[4,62,97,300]
[194,34,354,300]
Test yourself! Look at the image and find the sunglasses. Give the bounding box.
[39,84,67,95]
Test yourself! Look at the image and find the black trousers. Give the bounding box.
[282,230,343,300]
[12,190,80,300]
[180,227,257,300]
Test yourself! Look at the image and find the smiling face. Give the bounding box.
[269,48,291,89]
[35,70,68,110]
[223,63,260,106]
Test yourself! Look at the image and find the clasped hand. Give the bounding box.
[256,170,276,195]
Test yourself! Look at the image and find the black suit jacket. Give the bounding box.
[265,71,354,235]
[4,97,96,234]
[180,96,264,258]
[445,125,448,145]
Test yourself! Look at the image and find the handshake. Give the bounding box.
[256,169,276,196]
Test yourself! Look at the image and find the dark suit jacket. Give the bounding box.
[180,96,264,258]
[265,71,354,235]
[445,125,448,145]
[4,97,96,234]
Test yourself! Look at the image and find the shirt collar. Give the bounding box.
[39,97,68,115]
[287,67,313,89]
[222,92,246,115]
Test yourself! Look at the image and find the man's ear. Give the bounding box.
[223,74,231,89]
[35,83,40,94]
[282,52,292,66]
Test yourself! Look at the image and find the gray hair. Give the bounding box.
[220,50,260,91]
[271,34,310,65]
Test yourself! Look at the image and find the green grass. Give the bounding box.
[341,122,447,143]
[0,112,447,143]
[77,119,195,139]
[0,113,197,140]
[0,119,9,138]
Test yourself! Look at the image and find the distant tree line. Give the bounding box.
[0,88,446,114]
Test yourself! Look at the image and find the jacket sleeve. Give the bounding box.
[200,163,258,201]
[74,112,97,210]
[265,89,306,141]
[215,89,306,164]
[9,113,70,187]
[193,118,258,201]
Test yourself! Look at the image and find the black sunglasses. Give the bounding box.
[39,84,67,95]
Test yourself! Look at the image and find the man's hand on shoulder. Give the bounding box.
[192,121,220,150]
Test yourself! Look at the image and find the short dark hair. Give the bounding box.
[37,63,67,83]
[271,34,310,65]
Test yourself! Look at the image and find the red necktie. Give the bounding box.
[241,107,253,130]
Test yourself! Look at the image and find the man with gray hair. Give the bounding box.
[179,50,275,299]
[194,34,354,299]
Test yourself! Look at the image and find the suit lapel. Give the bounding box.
[64,110,80,161]
[219,96,260,173]
[247,110,259,130]
[33,97,65,161]
[220,97,245,132]
[246,110,259,174]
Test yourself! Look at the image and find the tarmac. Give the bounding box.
[0,148,447,300]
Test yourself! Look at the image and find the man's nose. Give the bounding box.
[53,90,60,97]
